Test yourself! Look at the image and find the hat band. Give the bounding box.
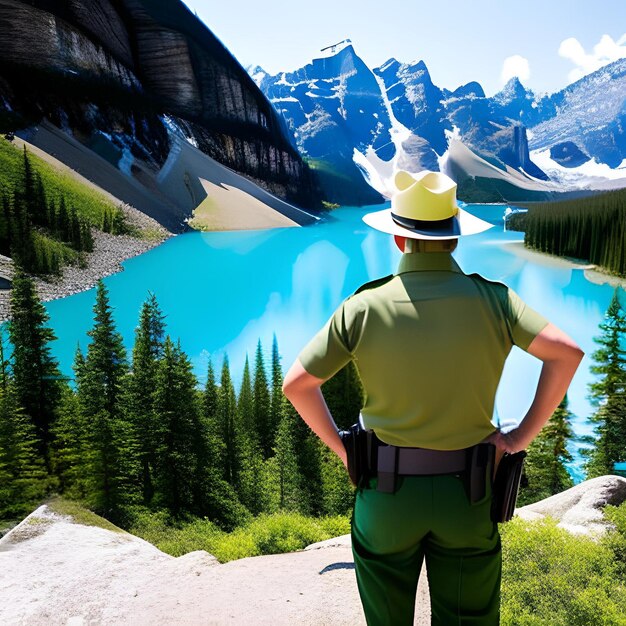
[391,212,456,232]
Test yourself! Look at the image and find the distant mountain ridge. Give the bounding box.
[250,44,626,203]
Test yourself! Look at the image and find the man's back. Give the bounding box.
[300,252,548,450]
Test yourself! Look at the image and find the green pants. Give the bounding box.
[352,473,501,625]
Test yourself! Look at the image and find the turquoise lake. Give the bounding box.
[43,204,622,481]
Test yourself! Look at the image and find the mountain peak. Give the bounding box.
[451,81,485,99]
[377,58,400,73]
[317,39,354,60]
[495,76,530,103]
[407,59,428,73]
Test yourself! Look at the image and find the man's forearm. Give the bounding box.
[283,360,347,464]
[489,323,584,453]
[511,358,581,449]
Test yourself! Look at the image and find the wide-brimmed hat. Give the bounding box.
[362,170,493,240]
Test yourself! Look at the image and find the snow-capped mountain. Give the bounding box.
[529,57,626,168]
[248,46,626,203]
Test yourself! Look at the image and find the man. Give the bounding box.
[283,170,583,625]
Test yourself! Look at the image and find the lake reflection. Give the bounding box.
[44,204,622,481]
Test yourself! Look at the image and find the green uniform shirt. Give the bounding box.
[298,252,549,450]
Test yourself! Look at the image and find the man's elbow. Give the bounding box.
[282,359,324,399]
[528,324,585,366]
[571,345,585,364]
[282,378,294,400]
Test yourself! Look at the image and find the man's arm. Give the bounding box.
[282,360,348,468]
[487,322,584,453]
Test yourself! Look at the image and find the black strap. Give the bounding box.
[391,212,457,233]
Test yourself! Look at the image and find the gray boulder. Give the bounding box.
[516,475,626,536]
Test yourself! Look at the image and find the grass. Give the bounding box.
[129,509,351,562]
[46,496,126,534]
[0,138,116,225]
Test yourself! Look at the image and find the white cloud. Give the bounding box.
[500,55,530,84]
[559,33,626,83]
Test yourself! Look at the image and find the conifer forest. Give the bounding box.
[2,265,626,535]
[0,273,360,529]
[519,188,626,276]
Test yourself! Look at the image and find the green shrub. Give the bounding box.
[129,509,351,563]
[603,501,626,578]
[500,516,626,625]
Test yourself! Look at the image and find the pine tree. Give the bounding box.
[519,395,575,506]
[237,355,267,514]
[50,384,88,498]
[152,337,199,516]
[238,355,255,436]
[0,383,49,519]
[125,293,165,505]
[269,334,284,446]
[21,146,37,220]
[268,413,304,512]
[204,359,219,420]
[585,290,626,477]
[11,189,35,271]
[253,340,272,458]
[195,357,249,529]
[78,280,132,517]
[7,268,62,468]
[217,355,240,487]
[290,361,363,514]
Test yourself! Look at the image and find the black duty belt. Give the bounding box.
[340,422,526,521]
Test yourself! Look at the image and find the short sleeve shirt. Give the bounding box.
[298,252,549,450]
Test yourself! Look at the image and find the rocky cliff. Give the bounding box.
[0,0,322,221]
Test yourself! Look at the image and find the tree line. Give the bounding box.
[520,288,626,502]
[0,145,129,275]
[0,272,358,527]
[518,187,626,276]
[1,270,624,527]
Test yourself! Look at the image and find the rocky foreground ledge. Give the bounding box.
[1,476,625,626]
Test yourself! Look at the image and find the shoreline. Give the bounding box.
[0,203,173,323]
[499,240,626,289]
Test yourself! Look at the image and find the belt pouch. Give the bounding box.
[463,443,496,504]
[491,450,527,522]
[376,445,398,493]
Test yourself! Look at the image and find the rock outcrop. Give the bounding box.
[3,477,625,625]
[516,475,626,536]
[0,504,382,625]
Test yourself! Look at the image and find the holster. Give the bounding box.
[339,422,378,487]
[491,450,527,523]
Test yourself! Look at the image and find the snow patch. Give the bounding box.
[530,148,626,189]
[351,72,421,197]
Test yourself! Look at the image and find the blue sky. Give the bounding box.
[181,0,626,96]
